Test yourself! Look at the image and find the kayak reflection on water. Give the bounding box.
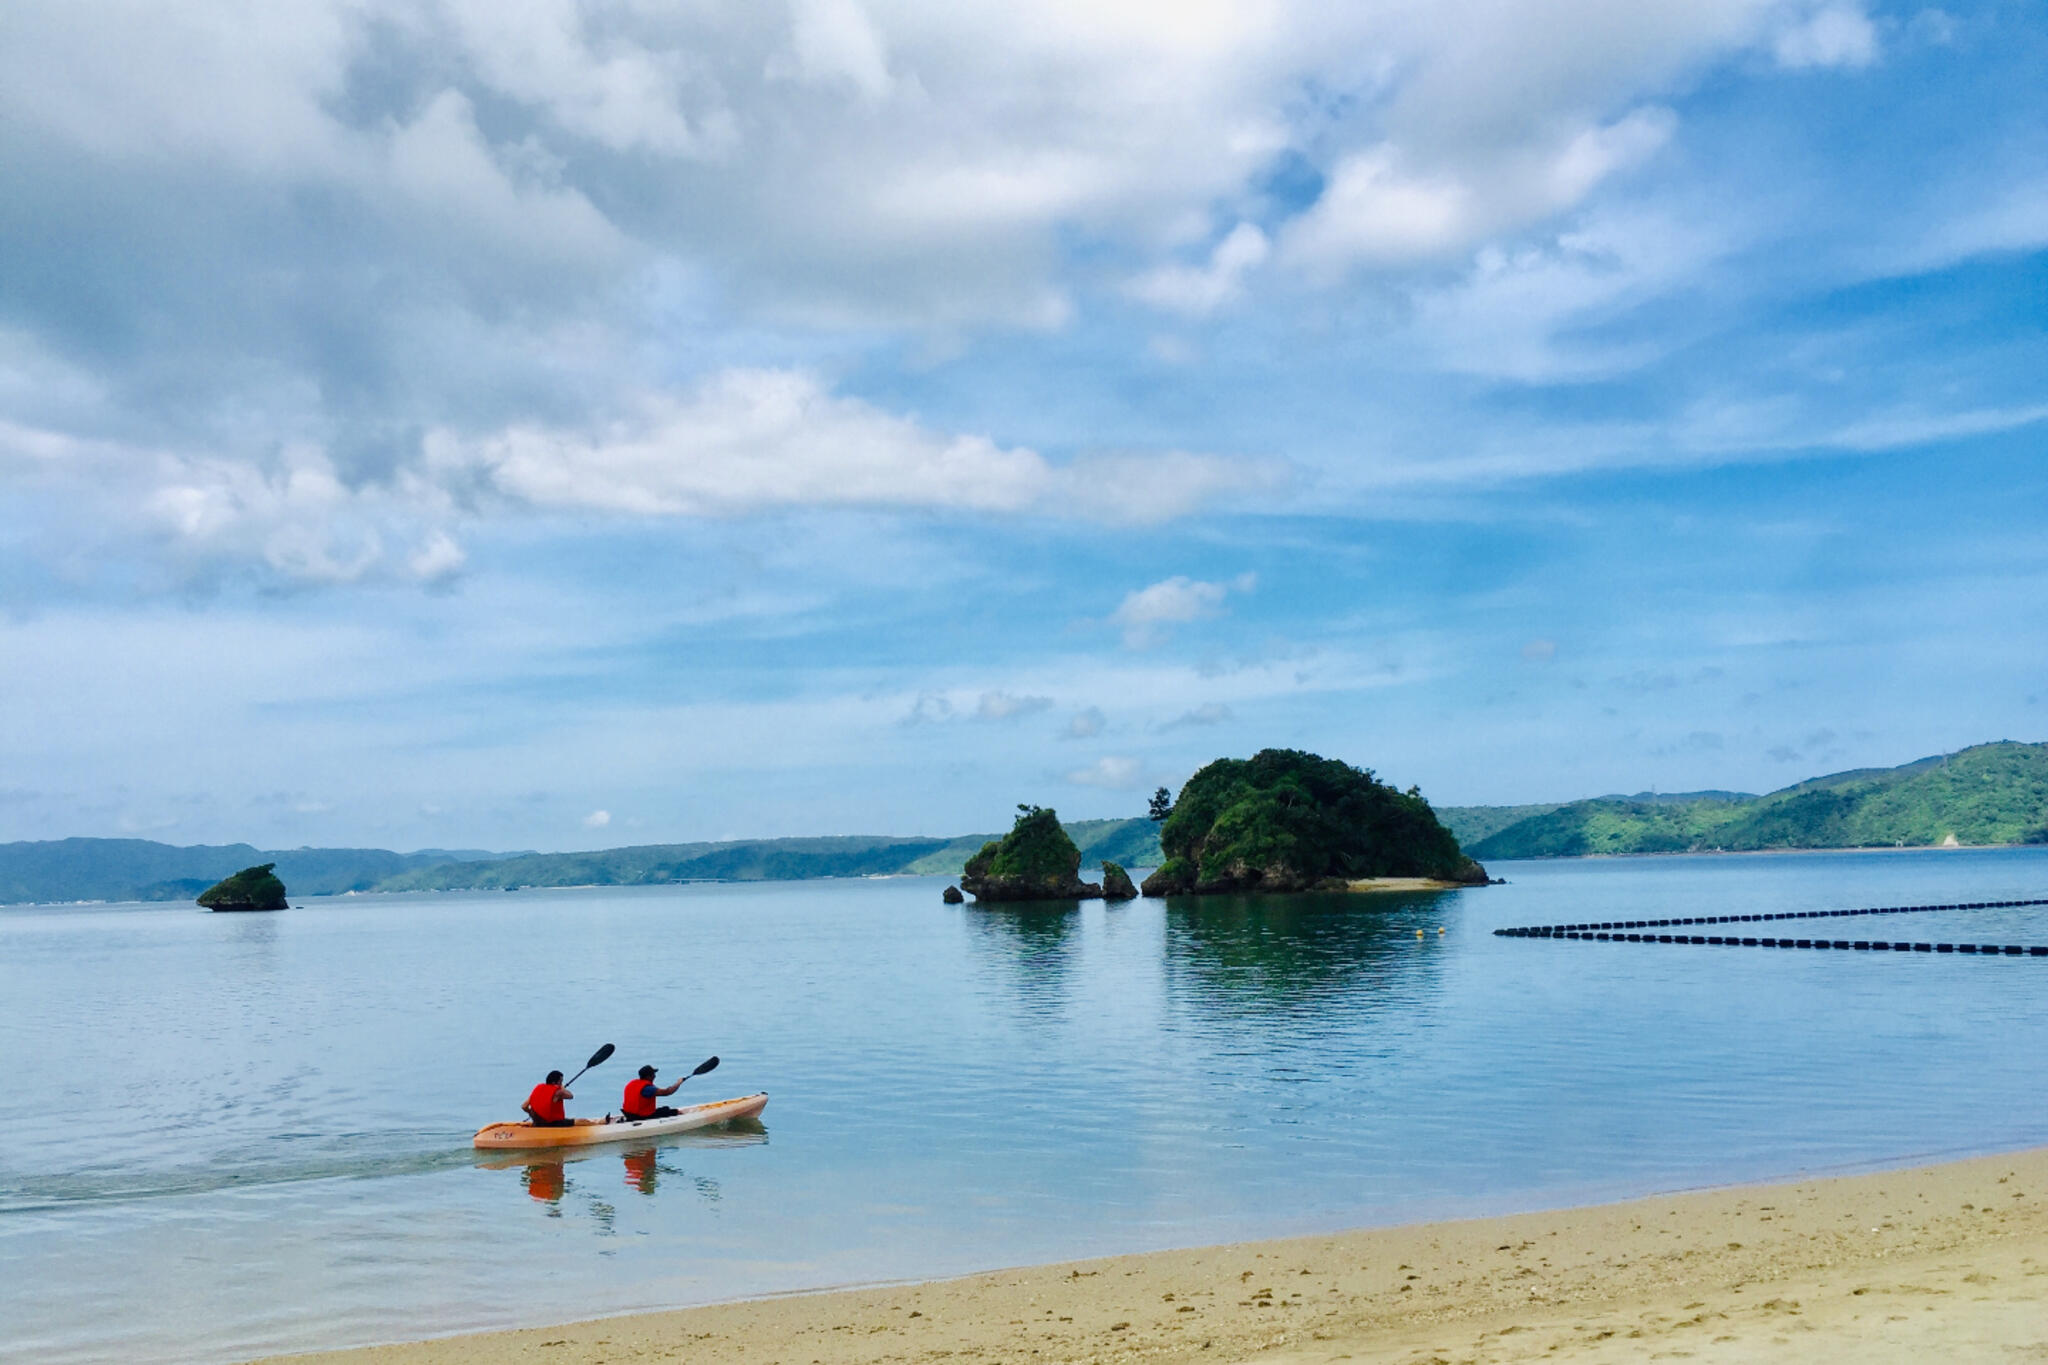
[523,1159,566,1206]
[480,1120,768,1224]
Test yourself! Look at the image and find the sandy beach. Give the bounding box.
[271,1145,2048,1365]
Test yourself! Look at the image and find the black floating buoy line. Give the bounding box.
[1493,897,2048,957]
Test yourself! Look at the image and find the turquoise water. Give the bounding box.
[6,847,2048,1362]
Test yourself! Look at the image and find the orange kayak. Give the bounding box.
[473,1092,768,1150]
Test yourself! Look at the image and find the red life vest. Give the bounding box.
[622,1078,657,1118]
[525,1082,565,1123]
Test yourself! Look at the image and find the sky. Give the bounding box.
[2,0,2045,852]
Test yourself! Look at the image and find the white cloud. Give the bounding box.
[1281,108,1676,276]
[781,0,895,101]
[427,369,1280,524]
[1161,702,1233,729]
[1126,223,1270,316]
[1110,572,1256,648]
[581,808,611,828]
[1407,206,1734,380]
[1773,5,1880,68]
[1066,755,1144,790]
[141,445,459,586]
[1065,706,1106,739]
[976,690,1052,721]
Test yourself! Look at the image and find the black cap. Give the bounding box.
[638,1064,657,1078]
[545,1070,564,1084]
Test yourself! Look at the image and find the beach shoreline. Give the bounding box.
[264,1143,2048,1364]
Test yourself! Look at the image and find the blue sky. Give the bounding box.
[1,1,2044,850]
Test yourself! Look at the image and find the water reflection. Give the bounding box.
[1161,891,1455,1018]
[960,903,1082,1014]
[476,1122,767,1228]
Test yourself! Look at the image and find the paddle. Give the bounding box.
[562,1042,615,1091]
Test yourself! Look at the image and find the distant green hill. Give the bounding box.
[1468,741,2048,859]
[1437,803,1564,847]
[385,819,1163,892]
[0,820,1161,904]
[11,742,2039,903]
[0,838,510,904]
[378,835,958,891]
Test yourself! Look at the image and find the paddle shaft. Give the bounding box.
[561,1042,616,1091]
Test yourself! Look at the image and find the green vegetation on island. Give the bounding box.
[197,863,288,912]
[6,740,2045,906]
[1466,741,2048,859]
[1141,749,1487,896]
[960,805,1104,902]
[898,819,1161,877]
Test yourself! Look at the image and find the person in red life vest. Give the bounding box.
[621,1064,683,1120]
[522,1069,575,1127]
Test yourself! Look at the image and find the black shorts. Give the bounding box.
[526,1116,576,1128]
[621,1107,679,1121]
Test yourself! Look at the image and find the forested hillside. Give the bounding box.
[0,838,507,904]
[1468,742,2048,859]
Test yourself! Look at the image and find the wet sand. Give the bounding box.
[268,1146,2048,1365]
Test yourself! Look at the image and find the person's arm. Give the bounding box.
[558,1087,573,1102]
[657,1080,682,1097]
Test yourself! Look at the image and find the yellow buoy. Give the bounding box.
[1438,927,1445,934]
[1415,929,1424,938]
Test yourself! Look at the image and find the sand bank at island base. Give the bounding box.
[271,1147,2048,1365]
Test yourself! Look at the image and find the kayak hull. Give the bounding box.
[474,1092,768,1150]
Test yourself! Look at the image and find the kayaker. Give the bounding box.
[620,1064,683,1120]
[523,1070,575,1127]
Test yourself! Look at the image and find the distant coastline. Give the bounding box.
[4,739,2042,906]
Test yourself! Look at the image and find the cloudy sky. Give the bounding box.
[2,0,2044,851]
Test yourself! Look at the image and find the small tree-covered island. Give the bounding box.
[196,862,289,912]
[1141,749,1490,896]
[959,805,1136,903]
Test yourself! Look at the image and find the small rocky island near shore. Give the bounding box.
[960,805,1118,902]
[1141,748,1489,896]
[197,863,289,912]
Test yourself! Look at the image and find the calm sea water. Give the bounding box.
[6,848,2048,1362]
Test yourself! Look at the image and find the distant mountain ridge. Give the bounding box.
[1460,741,2048,860]
[0,838,511,905]
[6,740,2042,904]
[0,823,1167,904]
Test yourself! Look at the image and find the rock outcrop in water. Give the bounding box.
[1100,861,1137,900]
[960,806,1103,902]
[942,884,965,903]
[198,863,289,912]
[1140,749,1487,896]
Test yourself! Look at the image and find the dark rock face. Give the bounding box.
[942,884,965,903]
[960,805,1103,902]
[1140,749,1487,896]
[1100,861,1137,900]
[197,863,288,912]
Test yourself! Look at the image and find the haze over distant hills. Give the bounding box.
[3,742,2043,905]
